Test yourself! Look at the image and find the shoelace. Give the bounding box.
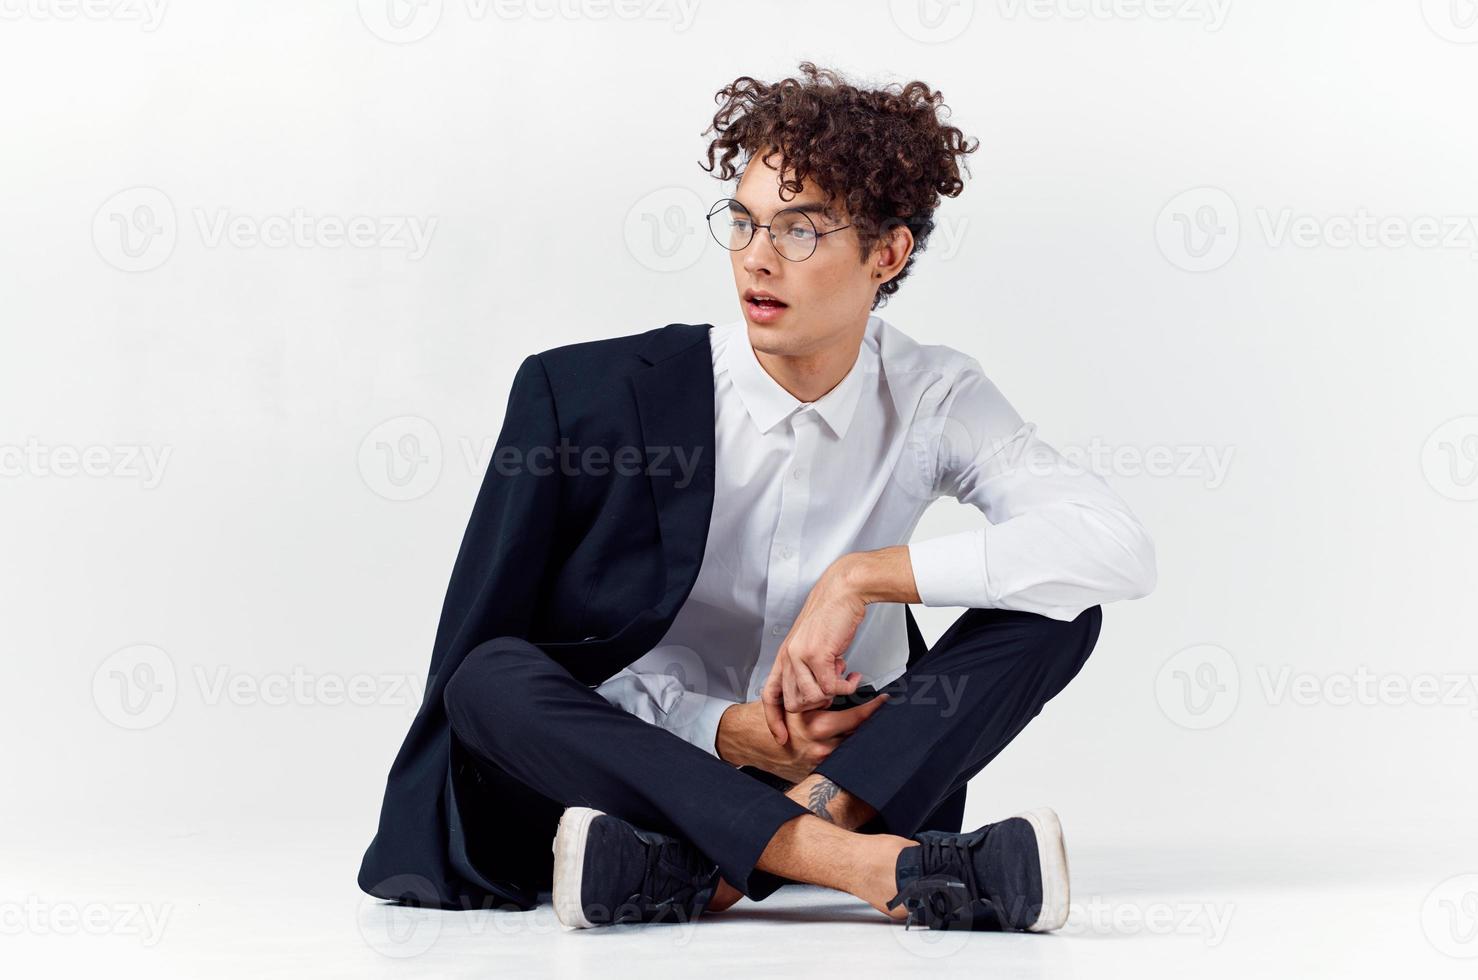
[887,834,992,930]
[639,839,717,921]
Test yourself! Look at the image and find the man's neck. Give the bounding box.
[751,318,867,404]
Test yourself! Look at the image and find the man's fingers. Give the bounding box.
[830,692,891,736]
[824,662,862,696]
[776,656,793,713]
[761,677,789,746]
[792,655,829,709]
[851,690,890,722]
[832,668,863,696]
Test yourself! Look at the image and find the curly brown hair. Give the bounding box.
[699,61,979,309]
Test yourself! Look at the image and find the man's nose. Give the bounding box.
[740,229,781,274]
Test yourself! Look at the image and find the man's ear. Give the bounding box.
[872,220,915,282]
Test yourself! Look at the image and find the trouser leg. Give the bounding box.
[812,605,1103,840]
[442,636,810,900]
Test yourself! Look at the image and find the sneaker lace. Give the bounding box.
[641,839,717,919]
[889,835,990,930]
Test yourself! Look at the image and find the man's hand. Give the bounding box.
[716,696,889,784]
[759,547,922,745]
[759,557,874,744]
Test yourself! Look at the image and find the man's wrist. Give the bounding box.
[715,702,750,767]
[837,545,921,606]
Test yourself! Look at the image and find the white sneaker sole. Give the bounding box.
[551,806,603,930]
[1017,806,1069,932]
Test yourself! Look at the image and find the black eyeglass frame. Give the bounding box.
[705,197,854,262]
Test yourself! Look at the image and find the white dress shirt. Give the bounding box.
[593,313,1156,760]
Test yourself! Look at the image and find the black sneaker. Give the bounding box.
[887,806,1069,932]
[551,806,721,929]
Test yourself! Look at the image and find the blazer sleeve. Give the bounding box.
[426,352,563,686]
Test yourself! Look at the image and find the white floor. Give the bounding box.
[7,819,1477,978]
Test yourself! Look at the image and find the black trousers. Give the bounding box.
[442,604,1103,901]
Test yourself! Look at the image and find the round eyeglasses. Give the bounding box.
[706,198,853,262]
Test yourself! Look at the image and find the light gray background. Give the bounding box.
[3,1,1476,976]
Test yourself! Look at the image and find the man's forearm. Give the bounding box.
[716,702,754,768]
[718,547,917,770]
[836,545,921,606]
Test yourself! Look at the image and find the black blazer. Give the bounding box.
[357,321,932,910]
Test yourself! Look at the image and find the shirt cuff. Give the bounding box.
[907,529,990,609]
[680,693,737,762]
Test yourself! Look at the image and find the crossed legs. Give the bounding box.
[442,604,1102,918]
[709,604,1103,910]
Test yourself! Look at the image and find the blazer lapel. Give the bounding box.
[630,324,717,618]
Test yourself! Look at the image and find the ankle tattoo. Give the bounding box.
[806,777,841,823]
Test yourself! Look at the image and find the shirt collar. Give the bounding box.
[725,316,876,440]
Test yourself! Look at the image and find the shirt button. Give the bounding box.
[792,468,804,481]
[771,625,784,636]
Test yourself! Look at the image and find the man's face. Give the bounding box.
[723,149,885,359]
